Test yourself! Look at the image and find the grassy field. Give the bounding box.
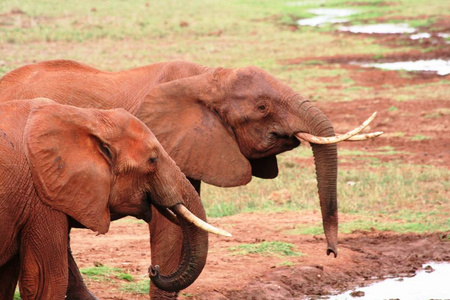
[2,4,449,296]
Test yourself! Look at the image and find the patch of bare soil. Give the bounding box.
[285,40,450,168]
[317,97,450,168]
[71,212,450,299]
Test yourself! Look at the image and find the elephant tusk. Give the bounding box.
[345,131,383,141]
[295,112,381,144]
[171,204,232,237]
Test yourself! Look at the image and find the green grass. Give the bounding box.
[120,278,150,295]
[81,265,134,283]
[289,211,448,235]
[229,241,302,257]
[1,0,447,106]
[410,134,431,141]
[204,145,450,233]
[425,108,450,119]
[388,106,399,112]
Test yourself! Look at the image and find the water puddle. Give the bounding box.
[297,8,357,27]
[360,59,450,76]
[339,23,416,34]
[294,5,450,46]
[410,32,431,40]
[330,262,450,300]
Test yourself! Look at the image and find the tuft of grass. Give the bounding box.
[425,108,450,118]
[388,106,399,112]
[120,278,150,295]
[410,134,430,141]
[117,273,134,282]
[439,233,450,242]
[81,265,134,283]
[388,132,406,138]
[229,241,302,257]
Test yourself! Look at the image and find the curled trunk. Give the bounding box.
[149,206,208,292]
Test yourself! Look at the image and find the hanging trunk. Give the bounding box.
[295,97,338,256]
[149,205,208,292]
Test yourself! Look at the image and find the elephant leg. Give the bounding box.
[0,254,20,299]
[149,179,201,299]
[19,208,69,300]
[66,235,99,300]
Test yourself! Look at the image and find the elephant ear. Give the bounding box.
[24,104,112,234]
[138,73,252,187]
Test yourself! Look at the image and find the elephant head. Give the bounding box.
[138,64,380,257]
[23,100,230,291]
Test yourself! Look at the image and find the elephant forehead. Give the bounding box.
[125,116,152,138]
[124,120,159,153]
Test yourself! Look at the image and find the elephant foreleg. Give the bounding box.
[0,254,20,299]
[19,208,69,300]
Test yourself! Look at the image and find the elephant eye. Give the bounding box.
[98,142,113,162]
[148,156,158,164]
[257,101,269,115]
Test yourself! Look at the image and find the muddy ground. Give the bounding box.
[71,25,450,299]
[71,215,450,300]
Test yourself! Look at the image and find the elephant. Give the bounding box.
[0,60,380,299]
[0,98,230,299]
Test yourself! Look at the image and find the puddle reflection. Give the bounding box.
[297,8,357,26]
[330,262,450,300]
[339,23,416,34]
[360,59,450,76]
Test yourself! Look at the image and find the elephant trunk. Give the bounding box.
[147,156,210,293]
[293,97,338,257]
[149,214,208,292]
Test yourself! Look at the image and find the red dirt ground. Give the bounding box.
[71,47,450,299]
[71,214,449,300]
[71,26,450,299]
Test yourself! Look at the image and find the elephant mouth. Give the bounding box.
[265,131,300,155]
[140,192,154,223]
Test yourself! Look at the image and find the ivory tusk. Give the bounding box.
[171,204,232,237]
[345,131,383,141]
[295,112,380,144]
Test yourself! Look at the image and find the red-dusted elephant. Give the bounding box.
[0,98,229,299]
